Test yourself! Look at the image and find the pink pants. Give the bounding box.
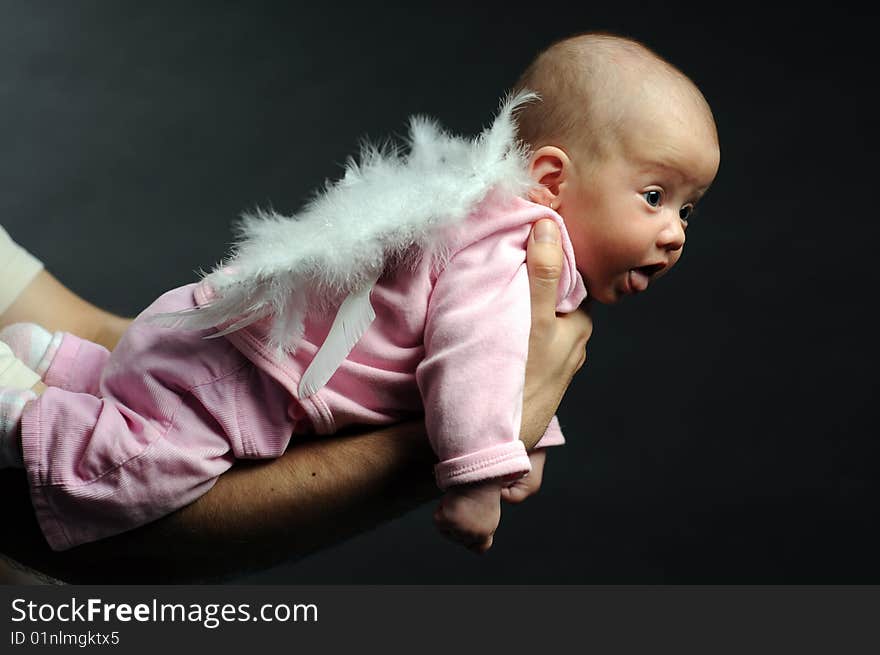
[20,284,301,551]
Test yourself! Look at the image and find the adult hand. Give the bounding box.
[520,219,593,449]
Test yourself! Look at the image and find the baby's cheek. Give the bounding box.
[569,239,590,273]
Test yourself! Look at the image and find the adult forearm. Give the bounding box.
[0,421,438,583]
[162,421,440,580]
[0,270,132,350]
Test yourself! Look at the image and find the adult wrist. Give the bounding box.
[0,226,44,315]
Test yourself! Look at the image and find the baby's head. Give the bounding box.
[515,33,720,303]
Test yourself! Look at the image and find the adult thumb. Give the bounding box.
[527,219,563,321]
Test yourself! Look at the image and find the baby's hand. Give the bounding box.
[501,449,547,504]
[433,480,503,554]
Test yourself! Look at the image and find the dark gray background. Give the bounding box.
[2,2,877,583]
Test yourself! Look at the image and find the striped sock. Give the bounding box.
[0,386,35,468]
[0,323,60,377]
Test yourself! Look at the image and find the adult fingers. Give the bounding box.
[526,220,564,331]
[557,306,594,371]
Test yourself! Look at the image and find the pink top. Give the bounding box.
[196,194,587,489]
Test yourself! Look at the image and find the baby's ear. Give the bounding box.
[528,185,555,206]
[527,145,570,207]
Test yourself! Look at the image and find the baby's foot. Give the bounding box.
[0,323,61,377]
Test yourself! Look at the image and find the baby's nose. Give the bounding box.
[658,215,686,252]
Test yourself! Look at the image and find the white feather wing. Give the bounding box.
[149,90,538,359]
[297,274,380,398]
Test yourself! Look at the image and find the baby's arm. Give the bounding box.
[417,233,534,491]
[418,224,565,550]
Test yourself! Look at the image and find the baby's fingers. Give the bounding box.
[501,484,530,504]
[433,507,495,554]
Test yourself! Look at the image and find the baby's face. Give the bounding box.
[560,109,720,304]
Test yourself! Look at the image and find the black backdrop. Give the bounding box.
[2,2,878,583]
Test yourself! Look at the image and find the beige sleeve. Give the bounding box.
[0,225,44,315]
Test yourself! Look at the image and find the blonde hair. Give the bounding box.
[513,32,715,165]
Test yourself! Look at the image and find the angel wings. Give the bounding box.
[150,90,539,398]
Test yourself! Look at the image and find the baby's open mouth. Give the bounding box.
[627,263,666,294]
[636,263,666,278]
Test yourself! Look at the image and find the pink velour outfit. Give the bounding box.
[20,194,586,550]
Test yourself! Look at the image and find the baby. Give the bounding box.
[0,33,719,553]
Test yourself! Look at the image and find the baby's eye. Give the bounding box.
[643,190,662,207]
[679,205,694,221]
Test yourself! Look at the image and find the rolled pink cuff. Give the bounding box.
[434,440,531,489]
